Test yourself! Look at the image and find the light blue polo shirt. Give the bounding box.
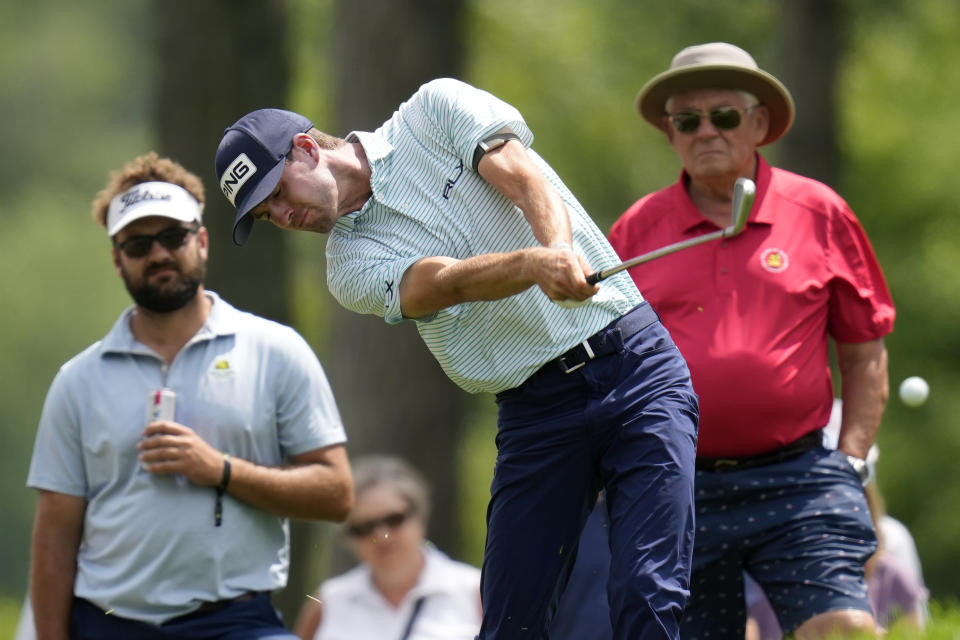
[27,291,346,625]
[326,78,642,393]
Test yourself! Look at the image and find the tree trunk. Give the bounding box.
[774,0,850,187]
[150,0,310,623]
[326,0,472,572]
[151,0,291,319]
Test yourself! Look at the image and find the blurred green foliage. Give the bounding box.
[0,0,150,604]
[2,0,958,620]
[841,1,960,604]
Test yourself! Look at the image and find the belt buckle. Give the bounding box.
[558,340,594,374]
[713,459,740,471]
[558,357,586,374]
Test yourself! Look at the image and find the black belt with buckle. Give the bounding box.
[695,429,823,473]
[549,303,660,375]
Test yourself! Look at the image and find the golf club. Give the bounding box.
[586,176,756,286]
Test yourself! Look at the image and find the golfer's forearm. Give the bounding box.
[400,251,539,318]
[436,251,542,300]
[513,184,572,249]
[478,140,572,247]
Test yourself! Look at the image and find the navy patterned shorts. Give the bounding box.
[681,446,877,637]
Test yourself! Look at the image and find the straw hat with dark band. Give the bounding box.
[636,42,795,146]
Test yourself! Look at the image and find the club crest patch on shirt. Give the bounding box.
[210,358,234,378]
[760,248,789,273]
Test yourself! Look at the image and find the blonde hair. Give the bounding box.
[90,153,205,227]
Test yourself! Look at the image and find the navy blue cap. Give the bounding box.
[215,108,313,245]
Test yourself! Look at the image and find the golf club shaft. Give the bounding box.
[586,177,756,285]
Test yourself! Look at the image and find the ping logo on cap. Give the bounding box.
[220,153,258,206]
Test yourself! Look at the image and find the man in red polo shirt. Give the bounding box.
[608,43,895,638]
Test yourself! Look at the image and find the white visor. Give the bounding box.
[106,181,203,236]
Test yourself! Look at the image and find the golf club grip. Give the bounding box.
[586,263,628,285]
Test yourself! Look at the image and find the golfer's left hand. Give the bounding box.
[139,421,224,486]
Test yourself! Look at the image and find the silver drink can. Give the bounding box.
[143,388,175,473]
[146,388,176,424]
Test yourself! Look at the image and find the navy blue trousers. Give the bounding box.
[548,494,614,640]
[70,593,295,640]
[479,304,699,640]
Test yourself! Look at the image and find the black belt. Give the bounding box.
[550,302,660,375]
[190,591,258,616]
[695,429,823,473]
[76,592,261,624]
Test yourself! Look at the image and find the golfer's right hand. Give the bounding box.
[528,245,598,303]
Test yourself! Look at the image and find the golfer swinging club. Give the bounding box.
[215,78,698,640]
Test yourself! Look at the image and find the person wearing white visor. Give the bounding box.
[27,153,354,639]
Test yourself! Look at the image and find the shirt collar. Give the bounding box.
[346,131,394,215]
[347,130,393,164]
[674,153,774,233]
[100,290,238,357]
[750,155,775,224]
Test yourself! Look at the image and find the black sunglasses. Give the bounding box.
[344,509,414,538]
[114,224,199,259]
[668,105,756,134]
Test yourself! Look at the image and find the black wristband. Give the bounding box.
[218,453,232,491]
[215,454,231,527]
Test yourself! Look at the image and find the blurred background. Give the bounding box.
[2,0,958,630]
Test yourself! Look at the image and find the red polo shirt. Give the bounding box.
[609,156,895,457]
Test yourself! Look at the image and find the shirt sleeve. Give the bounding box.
[270,326,348,456]
[825,201,896,343]
[326,231,424,324]
[27,367,88,496]
[413,78,534,170]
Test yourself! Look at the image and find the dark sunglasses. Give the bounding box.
[113,224,199,259]
[668,105,756,134]
[344,509,414,538]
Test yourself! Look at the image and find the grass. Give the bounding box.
[0,596,23,637]
[2,593,960,637]
[816,602,960,639]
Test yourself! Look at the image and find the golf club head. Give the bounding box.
[727,177,756,237]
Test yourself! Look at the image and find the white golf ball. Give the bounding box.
[898,376,929,408]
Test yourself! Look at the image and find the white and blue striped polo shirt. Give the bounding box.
[326,78,642,394]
